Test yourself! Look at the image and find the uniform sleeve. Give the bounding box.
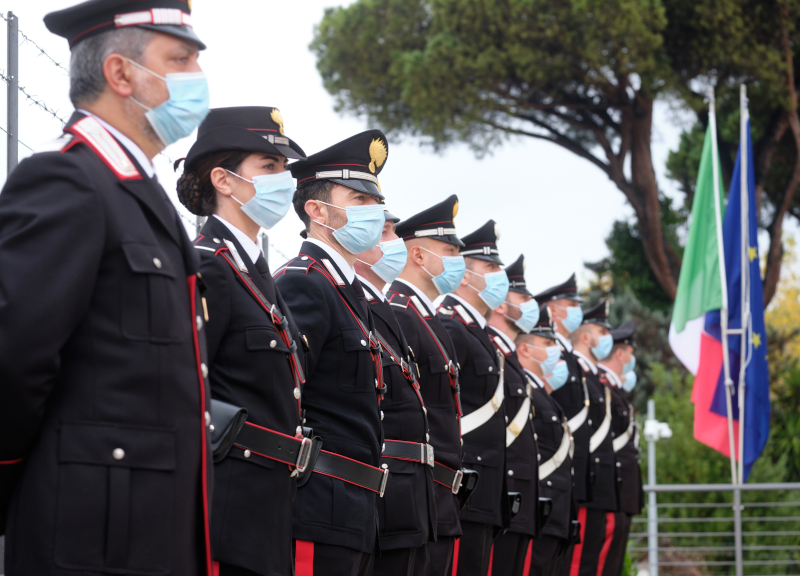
[197,251,232,362]
[0,151,105,462]
[275,271,331,378]
[392,308,421,363]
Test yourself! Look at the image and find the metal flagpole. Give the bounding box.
[708,86,739,490]
[7,11,19,175]
[737,84,751,486]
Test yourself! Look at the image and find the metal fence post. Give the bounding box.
[7,10,19,175]
[733,486,743,576]
[647,399,658,576]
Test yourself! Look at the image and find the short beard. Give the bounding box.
[327,208,351,252]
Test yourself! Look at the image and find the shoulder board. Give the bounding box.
[436,305,454,316]
[387,293,409,310]
[193,234,223,253]
[577,357,591,374]
[409,295,430,317]
[277,255,315,276]
[492,335,512,356]
[598,370,610,385]
[224,240,248,273]
[65,116,141,180]
[321,259,345,286]
[33,133,75,154]
[452,304,474,325]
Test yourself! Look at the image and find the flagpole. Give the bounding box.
[738,84,751,485]
[709,85,738,487]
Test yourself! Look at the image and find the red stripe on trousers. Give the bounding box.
[522,540,533,576]
[570,507,589,576]
[487,544,494,575]
[596,512,616,576]
[212,561,219,576]
[295,540,315,576]
[452,538,460,576]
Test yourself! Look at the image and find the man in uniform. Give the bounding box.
[354,211,436,575]
[485,255,540,576]
[515,307,576,576]
[275,131,390,576]
[387,195,465,576]
[566,300,619,576]
[437,220,510,576]
[597,322,644,576]
[0,1,213,574]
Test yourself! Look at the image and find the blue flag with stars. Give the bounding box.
[708,119,770,481]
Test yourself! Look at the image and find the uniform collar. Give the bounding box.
[447,293,487,328]
[77,109,155,178]
[357,274,385,302]
[306,238,355,283]
[213,215,262,265]
[556,331,573,353]
[597,364,622,387]
[573,349,597,374]
[524,368,545,388]
[489,325,516,352]
[395,278,435,315]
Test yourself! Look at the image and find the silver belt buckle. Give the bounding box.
[379,467,390,498]
[452,469,464,494]
[427,444,435,467]
[296,437,313,473]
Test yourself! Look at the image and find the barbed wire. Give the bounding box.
[0,125,33,152]
[0,69,68,125]
[0,13,70,76]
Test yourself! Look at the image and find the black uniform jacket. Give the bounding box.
[438,296,509,529]
[598,369,644,516]
[195,216,304,576]
[0,112,212,576]
[386,281,463,538]
[361,281,436,550]
[274,242,382,552]
[551,334,591,503]
[574,354,618,512]
[488,328,539,538]
[527,373,574,541]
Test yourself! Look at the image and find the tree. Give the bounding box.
[311,0,800,306]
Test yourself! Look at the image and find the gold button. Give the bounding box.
[112,448,125,460]
[153,257,162,269]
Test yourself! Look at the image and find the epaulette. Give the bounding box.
[436,304,454,317]
[224,240,248,273]
[64,116,142,180]
[193,233,224,254]
[576,357,592,374]
[492,335,513,356]
[451,304,474,325]
[33,133,74,154]
[320,258,345,286]
[387,293,409,310]
[409,295,430,317]
[273,255,314,278]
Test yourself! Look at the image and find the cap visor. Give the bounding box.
[329,178,384,200]
[185,127,304,169]
[139,24,206,50]
[383,210,400,223]
[509,286,533,296]
[531,329,557,339]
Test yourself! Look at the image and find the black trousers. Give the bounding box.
[452,521,495,576]
[569,508,615,576]
[294,540,374,576]
[527,535,563,575]
[375,544,430,576]
[544,542,573,576]
[215,562,261,576]
[491,531,531,576]
[600,513,631,576]
[429,536,456,576]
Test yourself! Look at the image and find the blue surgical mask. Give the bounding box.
[359,238,408,283]
[623,354,636,374]
[557,305,584,333]
[467,269,510,310]
[591,334,614,361]
[546,361,569,391]
[534,345,562,375]
[505,299,540,333]
[126,58,209,146]
[421,247,466,295]
[226,170,294,230]
[622,371,637,392]
[313,201,385,255]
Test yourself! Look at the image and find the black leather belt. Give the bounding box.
[314,450,389,496]
[234,422,313,473]
[433,461,464,494]
[383,440,434,467]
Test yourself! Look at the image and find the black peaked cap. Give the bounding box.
[381,199,400,224]
[45,0,205,50]
[183,107,306,171]
[460,219,503,265]
[530,304,556,339]
[582,298,611,329]
[610,321,636,347]
[290,130,388,200]
[505,255,532,296]
[394,194,463,247]
[533,273,584,303]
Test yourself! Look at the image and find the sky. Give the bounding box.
[0,0,786,296]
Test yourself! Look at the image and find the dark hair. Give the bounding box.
[177,151,250,216]
[292,179,334,229]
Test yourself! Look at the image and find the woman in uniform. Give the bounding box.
[177,106,307,576]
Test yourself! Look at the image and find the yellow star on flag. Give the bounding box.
[749,246,758,262]
[751,332,762,349]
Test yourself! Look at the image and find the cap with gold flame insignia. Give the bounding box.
[394,194,464,247]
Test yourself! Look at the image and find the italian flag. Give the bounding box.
[668,122,732,453]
